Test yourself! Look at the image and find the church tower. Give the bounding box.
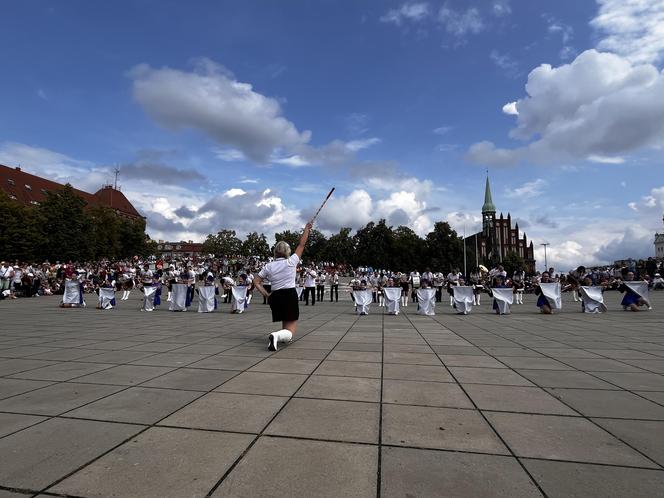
[481,175,497,261]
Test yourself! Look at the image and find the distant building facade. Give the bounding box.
[0,164,143,220]
[465,176,536,273]
[156,241,204,259]
[655,215,664,259]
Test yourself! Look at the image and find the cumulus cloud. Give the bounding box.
[314,189,374,231]
[129,59,311,163]
[505,179,546,198]
[466,50,664,167]
[438,5,484,36]
[492,0,511,17]
[490,50,521,78]
[629,185,664,212]
[594,226,655,262]
[591,0,664,65]
[120,162,205,184]
[502,101,518,115]
[380,2,429,25]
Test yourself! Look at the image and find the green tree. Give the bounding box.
[304,229,327,262]
[201,229,242,257]
[501,251,525,276]
[87,206,121,259]
[38,184,92,261]
[242,231,270,258]
[392,226,425,271]
[353,219,394,269]
[0,191,44,261]
[273,230,301,254]
[425,221,463,273]
[320,227,355,264]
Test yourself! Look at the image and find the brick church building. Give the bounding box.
[466,176,536,273]
[0,164,143,220]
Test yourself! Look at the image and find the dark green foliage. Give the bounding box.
[242,231,271,258]
[0,186,152,262]
[273,230,301,255]
[201,229,242,257]
[501,251,525,276]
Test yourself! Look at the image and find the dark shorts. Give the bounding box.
[268,288,299,322]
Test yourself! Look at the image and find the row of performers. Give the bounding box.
[349,272,652,316]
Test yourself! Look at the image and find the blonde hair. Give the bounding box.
[274,241,291,258]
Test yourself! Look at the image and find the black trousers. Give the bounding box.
[330,284,339,302]
[263,284,271,304]
[316,285,325,301]
[435,286,443,302]
[304,286,316,305]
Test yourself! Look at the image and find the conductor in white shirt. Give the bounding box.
[254,221,312,351]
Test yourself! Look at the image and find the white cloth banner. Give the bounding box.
[383,287,401,315]
[232,285,247,312]
[142,285,157,311]
[579,286,607,313]
[98,288,115,309]
[540,283,562,309]
[492,288,513,315]
[417,288,436,316]
[295,286,304,298]
[198,286,216,313]
[353,289,372,315]
[169,283,188,311]
[625,281,651,307]
[453,286,474,314]
[63,280,83,305]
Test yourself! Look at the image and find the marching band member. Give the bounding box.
[399,272,409,307]
[618,272,652,312]
[433,271,445,303]
[417,278,436,315]
[470,269,483,305]
[512,269,525,305]
[231,274,250,313]
[352,278,373,315]
[197,272,219,312]
[410,270,421,303]
[452,277,474,315]
[579,276,607,313]
[534,272,562,314]
[303,267,317,306]
[329,270,339,302]
[97,270,116,310]
[316,271,326,303]
[261,274,272,304]
[253,220,312,351]
[383,277,401,315]
[140,263,157,312]
[490,275,512,315]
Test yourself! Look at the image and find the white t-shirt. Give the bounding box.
[258,254,300,291]
[304,270,317,287]
[0,265,12,279]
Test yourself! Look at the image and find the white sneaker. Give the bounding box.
[268,333,277,352]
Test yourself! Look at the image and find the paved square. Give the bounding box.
[1,290,664,496]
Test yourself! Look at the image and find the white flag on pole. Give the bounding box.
[169,283,188,311]
[492,288,513,315]
[540,283,562,309]
[98,288,115,309]
[354,289,372,315]
[383,287,401,315]
[453,286,474,314]
[579,286,607,313]
[417,288,436,315]
[63,279,82,305]
[143,285,157,311]
[198,286,216,313]
[231,285,247,312]
[624,281,651,307]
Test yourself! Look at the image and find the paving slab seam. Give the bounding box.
[452,320,664,470]
[376,311,386,498]
[401,311,550,498]
[203,312,362,498]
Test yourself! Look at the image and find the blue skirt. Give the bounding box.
[536,294,548,308]
[621,292,639,306]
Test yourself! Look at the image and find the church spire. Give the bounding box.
[482,174,496,214]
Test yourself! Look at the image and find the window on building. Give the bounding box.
[7,179,15,185]
[30,200,40,205]
[25,184,32,190]
[41,188,48,195]
[9,194,17,200]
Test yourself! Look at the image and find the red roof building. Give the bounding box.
[0,164,143,220]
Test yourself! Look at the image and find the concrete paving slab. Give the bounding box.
[450,366,535,386]
[381,446,542,497]
[382,363,453,382]
[64,386,200,424]
[296,374,381,402]
[0,379,54,400]
[160,392,288,433]
[592,418,664,466]
[464,384,578,415]
[248,358,321,374]
[515,369,617,389]
[313,359,382,378]
[382,379,473,408]
[266,398,379,443]
[382,404,509,454]
[140,367,237,391]
[7,361,115,382]
[0,359,58,377]
[547,388,664,420]
[0,417,141,490]
[0,412,47,438]
[73,364,175,385]
[522,459,664,498]
[215,371,307,396]
[50,427,253,498]
[212,436,377,498]
[588,371,664,390]
[486,412,657,467]
[0,382,124,416]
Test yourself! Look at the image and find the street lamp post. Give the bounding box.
[540,243,549,270]
[463,222,467,278]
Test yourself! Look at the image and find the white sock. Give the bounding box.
[477,295,481,305]
[167,292,172,301]
[274,329,293,343]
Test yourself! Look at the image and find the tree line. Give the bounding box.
[202,220,528,273]
[0,185,154,262]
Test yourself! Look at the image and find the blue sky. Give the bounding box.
[1,0,663,270]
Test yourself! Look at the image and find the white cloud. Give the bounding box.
[271,155,311,168]
[492,0,511,17]
[129,59,311,163]
[433,126,453,136]
[502,101,518,115]
[380,2,430,25]
[629,185,664,212]
[315,190,374,231]
[490,50,520,77]
[37,89,47,100]
[505,179,546,198]
[438,5,484,36]
[345,137,381,152]
[591,0,664,64]
[214,148,245,162]
[587,154,625,164]
[466,50,664,166]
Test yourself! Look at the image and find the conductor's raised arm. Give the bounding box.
[295,221,313,259]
